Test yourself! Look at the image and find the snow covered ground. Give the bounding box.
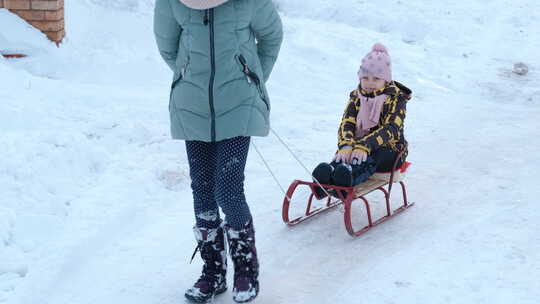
[1,0,539,303]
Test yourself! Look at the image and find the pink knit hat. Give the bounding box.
[358,43,392,82]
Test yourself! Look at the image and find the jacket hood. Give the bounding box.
[393,81,412,100]
[356,81,412,99]
[178,0,229,10]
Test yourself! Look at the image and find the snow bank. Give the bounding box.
[0,9,56,55]
[86,0,155,11]
[274,0,440,44]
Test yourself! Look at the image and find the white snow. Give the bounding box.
[0,9,55,55]
[1,0,539,303]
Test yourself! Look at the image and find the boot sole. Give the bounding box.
[184,286,227,303]
[233,286,259,303]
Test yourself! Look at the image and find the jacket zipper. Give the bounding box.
[203,9,209,25]
[207,9,216,142]
[238,54,269,110]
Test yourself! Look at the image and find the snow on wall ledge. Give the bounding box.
[0,8,56,55]
[0,0,64,44]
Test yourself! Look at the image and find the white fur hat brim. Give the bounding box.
[179,0,229,9]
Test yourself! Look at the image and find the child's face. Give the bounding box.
[360,76,386,93]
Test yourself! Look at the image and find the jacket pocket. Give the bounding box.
[170,56,191,107]
[170,72,182,102]
[236,54,269,111]
[180,54,190,80]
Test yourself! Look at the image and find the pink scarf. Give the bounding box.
[356,93,388,138]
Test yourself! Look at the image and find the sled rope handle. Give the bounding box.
[251,141,290,199]
[251,127,333,199]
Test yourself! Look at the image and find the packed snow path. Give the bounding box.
[1,0,539,303]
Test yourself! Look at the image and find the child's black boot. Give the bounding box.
[311,162,334,199]
[332,163,353,199]
[185,226,228,303]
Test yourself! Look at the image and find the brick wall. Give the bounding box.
[3,0,65,44]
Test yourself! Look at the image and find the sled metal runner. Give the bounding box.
[1,53,27,59]
[282,159,414,237]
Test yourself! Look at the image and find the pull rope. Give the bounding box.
[251,127,333,199]
[250,141,289,198]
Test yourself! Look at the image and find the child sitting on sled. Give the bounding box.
[312,43,412,198]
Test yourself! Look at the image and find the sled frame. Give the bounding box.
[282,153,414,237]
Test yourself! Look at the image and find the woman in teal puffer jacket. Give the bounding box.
[153,0,282,302]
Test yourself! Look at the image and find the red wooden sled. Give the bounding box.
[282,154,414,237]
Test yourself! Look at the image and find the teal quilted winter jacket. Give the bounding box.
[153,0,283,142]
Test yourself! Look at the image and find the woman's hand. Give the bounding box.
[334,149,352,164]
[351,150,368,165]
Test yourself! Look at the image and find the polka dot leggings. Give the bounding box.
[185,136,252,230]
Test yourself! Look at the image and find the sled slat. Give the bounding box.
[354,179,387,197]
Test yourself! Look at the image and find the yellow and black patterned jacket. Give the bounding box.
[337,81,412,158]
